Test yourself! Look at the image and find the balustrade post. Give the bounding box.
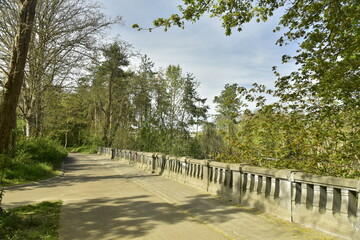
[341,190,350,215]
[325,187,334,212]
[165,155,171,177]
[140,152,144,168]
[270,178,276,197]
[111,148,115,159]
[224,167,230,187]
[202,160,210,191]
[231,165,241,204]
[114,149,118,160]
[254,175,260,194]
[300,183,307,206]
[121,150,125,161]
[181,158,187,183]
[219,168,223,185]
[151,153,156,174]
[189,162,193,177]
[215,168,219,183]
[261,176,267,196]
[313,185,321,209]
[198,165,202,179]
[355,192,360,239]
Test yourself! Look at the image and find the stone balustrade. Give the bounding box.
[97,147,360,239]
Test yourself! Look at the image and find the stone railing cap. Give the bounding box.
[166,155,177,160]
[186,158,207,164]
[229,163,242,171]
[209,161,229,168]
[242,165,278,177]
[142,152,153,157]
[294,172,360,190]
[177,157,187,162]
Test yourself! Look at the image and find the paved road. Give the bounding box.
[2,153,340,240]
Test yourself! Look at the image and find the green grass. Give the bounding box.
[0,201,62,240]
[0,138,67,187]
[1,162,60,186]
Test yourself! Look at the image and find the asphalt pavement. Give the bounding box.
[2,153,340,240]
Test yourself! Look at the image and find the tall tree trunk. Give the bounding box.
[22,91,39,137]
[0,0,38,154]
[64,131,68,148]
[102,71,114,147]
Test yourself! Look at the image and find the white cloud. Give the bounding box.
[97,0,299,114]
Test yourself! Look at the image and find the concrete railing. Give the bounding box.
[98,147,360,239]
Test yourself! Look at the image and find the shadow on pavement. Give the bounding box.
[61,193,240,240]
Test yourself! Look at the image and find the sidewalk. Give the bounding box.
[2,153,340,240]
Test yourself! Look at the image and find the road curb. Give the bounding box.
[1,159,66,190]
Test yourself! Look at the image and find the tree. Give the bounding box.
[213,83,247,155]
[196,122,224,159]
[91,40,132,147]
[135,0,359,108]
[132,55,156,129]
[131,55,159,151]
[43,83,91,148]
[0,0,37,154]
[181,73,208,130]
[1,0,122,138]
[274,0,359,107]
[159,65,208,154]
[133,0,359,176]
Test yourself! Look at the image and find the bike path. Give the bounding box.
[2,153,339,240]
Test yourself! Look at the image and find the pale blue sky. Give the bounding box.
[97,0,297,114]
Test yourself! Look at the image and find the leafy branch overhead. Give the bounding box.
[134,0,359,108]
[132,13,185,32]
[132,0,360,178]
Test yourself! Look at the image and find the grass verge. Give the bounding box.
[0,201,62,240]
[0,138,68,187]
[1,162,61,186]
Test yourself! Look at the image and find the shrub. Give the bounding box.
[2,162,55,185]
[1,138,67,186]
[15,138,67,168]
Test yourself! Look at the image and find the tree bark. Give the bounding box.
[64,131,68,148]
[102,71,114,147]
[0,0,38,154]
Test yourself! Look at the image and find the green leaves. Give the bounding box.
[148,0,285,35]
[277,0,360,108]
[147,0,358,112]
[211,81,359,178]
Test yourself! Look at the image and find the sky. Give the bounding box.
[96,0,297,115]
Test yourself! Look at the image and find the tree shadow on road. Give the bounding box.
[60,194,235,240]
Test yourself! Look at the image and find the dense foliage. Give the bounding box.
[47,49,208,157]
[0,138,67,186]
[214,85,359,178]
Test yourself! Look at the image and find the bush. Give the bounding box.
[2,162,55,186]
[1,138,68,186]
[15,138,68,168]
